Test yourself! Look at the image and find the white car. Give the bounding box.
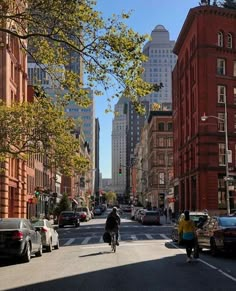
[32,219,59,252]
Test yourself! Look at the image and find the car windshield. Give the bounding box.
[61,212,74,217]
[190,215,208,223]
[145,212,158,216]
[219,217,236,227]
[0,219,21,229]
[32,220,44,227]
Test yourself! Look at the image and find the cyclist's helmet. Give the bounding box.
[112,206,118,213]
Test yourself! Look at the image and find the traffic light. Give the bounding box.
[119,168,122,175]
[34,187,40,197]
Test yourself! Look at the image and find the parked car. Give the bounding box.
[58,211,80,228]
[93,207,102,216]
[171,211,209,244]
[196,215,236,256]
[76,207,92,222]
[0,218,42,263]
[136,209,146,222]
[31,219,59,252]
[141,210,160,225]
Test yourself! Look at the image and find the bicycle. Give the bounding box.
[110,231,117,253]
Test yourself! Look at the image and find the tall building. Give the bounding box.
[0,2,28,218]
[142,25,177,110]
[172,5,236,214]
[111,97,127,197]
[94,118,100,203]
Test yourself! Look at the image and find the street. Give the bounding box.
[0,212,236,291]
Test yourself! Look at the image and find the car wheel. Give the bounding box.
[35,243,43,257]
[22,242,31,263]
[210,238,218,256]
[46,240,52,252]
[54,239,60,250]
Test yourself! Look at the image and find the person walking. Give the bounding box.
[178,210,196,263]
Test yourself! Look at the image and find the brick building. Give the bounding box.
[172,5,236,215]
[0,9,28,218]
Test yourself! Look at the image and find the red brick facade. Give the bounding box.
[172,6,236,215]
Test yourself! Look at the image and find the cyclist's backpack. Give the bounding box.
[106,215,118,230]
[103,231,111,243]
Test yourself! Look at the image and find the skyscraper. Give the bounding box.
[142,25,177,109]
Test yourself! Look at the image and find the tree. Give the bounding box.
[105,191,117,205]
[0,0,162,113]
[213,0,236,8]
[220,0,236,8]
[0,97,90,175]
[53,192,71,217]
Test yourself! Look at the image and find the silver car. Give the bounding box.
[32,219,59,252]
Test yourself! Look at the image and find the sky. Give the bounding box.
[95,0,200,178]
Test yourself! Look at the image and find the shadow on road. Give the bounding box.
[5,253,235,291]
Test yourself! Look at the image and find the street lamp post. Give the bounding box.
[201,106,230,215]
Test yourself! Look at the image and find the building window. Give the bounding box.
[167,137,173,147]
[217,113,225,131]
[219,144,225,165]
[167,122,173,131]
[217,31,223,47]
[217,58,225,75]
[217,85,226,103]
[159,154,165,165]
[158,122,164,131]
[234,88,236,105]
[158,137,165,147]
[234,115,236,132]
[227,33,232,48]
[159,172,165,185]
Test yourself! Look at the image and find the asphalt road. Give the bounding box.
[0,212,235,291]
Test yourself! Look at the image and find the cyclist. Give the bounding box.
[105,207,121,246]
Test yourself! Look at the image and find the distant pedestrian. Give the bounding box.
[178,210,196,263]
[164,208,167,223]
[168,208,172,220]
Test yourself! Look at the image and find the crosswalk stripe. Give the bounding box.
[64,238,75,246]
[81,237,91,245]
[145,234,153,239]
[130,235,137,240]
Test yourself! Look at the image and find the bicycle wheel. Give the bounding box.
[111,233,116,253]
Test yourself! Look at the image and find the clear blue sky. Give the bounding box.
[95,0,199,178]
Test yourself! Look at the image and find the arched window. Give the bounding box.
[227,33,232,48]
[217,31,223,47]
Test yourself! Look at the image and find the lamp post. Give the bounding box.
[201,105,230,215]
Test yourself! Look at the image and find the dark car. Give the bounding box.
[196,215,236,256]
[171,211,209,244]
[31,219,59,252]
[141,210,160,225]
[58,211,80,228]
[0,218,42,263]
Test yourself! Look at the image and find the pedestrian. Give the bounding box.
[168,208,172,221]
[178,210,196,263]
[164,208,167,223]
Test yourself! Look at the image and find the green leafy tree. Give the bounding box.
[0,97,90,175]
[105,191,117,205]
[0,0,162,113]
[54,193,71,217]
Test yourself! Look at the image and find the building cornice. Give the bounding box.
[173,6,236,55]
